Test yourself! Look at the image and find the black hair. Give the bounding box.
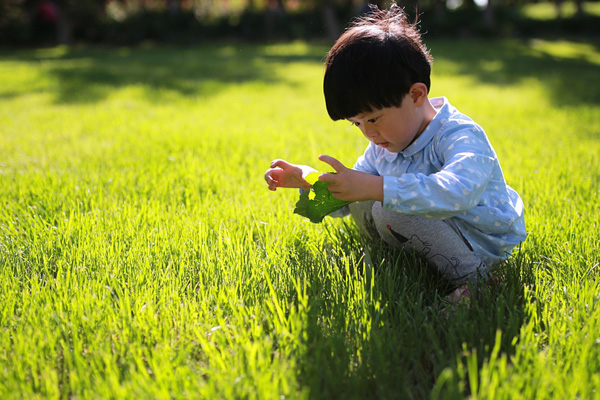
[323,3,433,121]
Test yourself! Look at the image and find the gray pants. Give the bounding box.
[350,201,489,286]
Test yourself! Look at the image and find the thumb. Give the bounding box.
[318,155,347,173]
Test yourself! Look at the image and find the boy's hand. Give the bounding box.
[318,155,384,202]
[264,159,316,191]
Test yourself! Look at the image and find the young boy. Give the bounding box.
[264,4,526,301]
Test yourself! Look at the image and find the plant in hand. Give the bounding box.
[293,172,352,223]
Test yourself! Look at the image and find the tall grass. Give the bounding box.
[0,38,599,399]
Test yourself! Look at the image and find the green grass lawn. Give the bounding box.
[519,0,600,19]
[0,38,599,399]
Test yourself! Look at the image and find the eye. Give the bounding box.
[368,117,378,123]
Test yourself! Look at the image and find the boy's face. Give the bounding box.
[347,95,430,153]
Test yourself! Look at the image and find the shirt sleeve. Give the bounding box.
[352,142,380,175]
[383,126,496,219]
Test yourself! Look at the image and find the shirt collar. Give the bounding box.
[383,147,399,162]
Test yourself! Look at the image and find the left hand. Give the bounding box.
[318,155,384,202]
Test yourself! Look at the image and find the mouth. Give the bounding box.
[377,142,390,148]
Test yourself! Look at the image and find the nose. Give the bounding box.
[363,125,378,139]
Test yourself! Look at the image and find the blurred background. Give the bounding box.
[1,0,598,47]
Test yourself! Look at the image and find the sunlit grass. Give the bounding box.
[519,0,600,19]
[1,39,599,399]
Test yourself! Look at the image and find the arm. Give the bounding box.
[264,159,318,191]
[382,129,496,218]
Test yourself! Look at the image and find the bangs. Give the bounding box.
[323,47,410,120]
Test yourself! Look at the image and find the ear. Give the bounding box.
[408,83,428,106]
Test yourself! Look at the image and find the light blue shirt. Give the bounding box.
[351,97,526,266]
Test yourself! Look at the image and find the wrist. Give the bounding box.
[357,173,383,202]
[370,175,384,202]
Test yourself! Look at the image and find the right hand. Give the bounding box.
[264,159,315,191]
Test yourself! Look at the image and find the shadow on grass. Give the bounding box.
[289,226,530,399]
[0,43,329,104]
[429,38,600,108]
[2,39,598,110]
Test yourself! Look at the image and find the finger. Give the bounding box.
[264,171,278,186]
[322,183,343,199]
[318,155,346,172]
[270,159,292,169]
[264,170,274,183]
[318,172,337,183]
[266,173,279,191]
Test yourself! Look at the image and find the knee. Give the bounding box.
[371,202,398,232]
[370,202,411,246]
[349,200,379,243]
[371,201,385,221]
[348,200,375,218]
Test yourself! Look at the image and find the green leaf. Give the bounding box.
[303,172,322,185]
[293,180,352,223]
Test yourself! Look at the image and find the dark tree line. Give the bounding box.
[0,0,595,46]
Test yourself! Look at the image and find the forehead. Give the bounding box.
[348,109,379,121]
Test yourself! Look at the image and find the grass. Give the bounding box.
[518,0,600,20]
[0,37,599,399]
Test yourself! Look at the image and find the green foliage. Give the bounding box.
[0,39,599,399]
[2,1,600,46]
[293,180,352,223]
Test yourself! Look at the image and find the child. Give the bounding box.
[264,4,526,302]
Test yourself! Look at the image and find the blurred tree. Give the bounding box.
[33,0,58,42]
[483,0,496,28]
[166,0,178,14]
[265,0,286,37]
[555,0,564,19]
[46,0,107,44]
[553,0,586,19]
[54,0,71,43]
[576,0,584,17]
[399,0,419,14]
[322,0,340,40]
[462,0,478,11]
[564,0,585,18]
[432,0,447,24]
[2,0,597,46]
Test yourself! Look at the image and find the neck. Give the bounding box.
[416,97,438,136]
